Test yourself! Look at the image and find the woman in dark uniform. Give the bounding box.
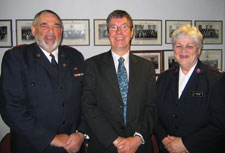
[154,24,223,153]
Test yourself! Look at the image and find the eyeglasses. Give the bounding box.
[108,24,130,32]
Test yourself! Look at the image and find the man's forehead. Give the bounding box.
[38,13,60,23]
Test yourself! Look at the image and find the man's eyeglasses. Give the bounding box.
[108,24,130,32]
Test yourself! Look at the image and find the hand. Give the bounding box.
[113,136,142,153]
[162,135,175,146]
[50,134,69,147]
[165,136,189,153]
[64,132,84,153]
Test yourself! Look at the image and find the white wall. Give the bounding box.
[0,0,224,140]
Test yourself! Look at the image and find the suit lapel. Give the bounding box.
[102,51,122,100]
[127,53,138,100]
[125,54,138,123]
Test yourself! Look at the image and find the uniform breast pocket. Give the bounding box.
[72,74,84,87]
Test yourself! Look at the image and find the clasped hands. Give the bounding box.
[113,136,142,153]
[50,132,84,153]
[162,135,189,153]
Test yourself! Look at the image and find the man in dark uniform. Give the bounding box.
[0,10,86,153]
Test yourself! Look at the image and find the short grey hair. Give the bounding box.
[172,24,203,49]
[32,10,63,29]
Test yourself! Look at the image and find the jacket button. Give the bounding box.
[60,85,64,90]
[62,121,66,125]
[172,114,177,118]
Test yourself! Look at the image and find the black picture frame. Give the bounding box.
[0,20,13,48]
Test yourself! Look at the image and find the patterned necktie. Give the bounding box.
[50,54,58,69]
[117,57,129,125]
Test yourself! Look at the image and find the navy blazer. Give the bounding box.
[185,73,225,153]
[81,51,157,153]
[0,43,86,153]
[154,61,223,153]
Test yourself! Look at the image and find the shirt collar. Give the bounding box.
[40,47,59,63]
[111,50,129,64]
[179,60,198,77]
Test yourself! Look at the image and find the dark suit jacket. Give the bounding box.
[0,43,86,153]
[81,51,157,153]
[154,61,223,153]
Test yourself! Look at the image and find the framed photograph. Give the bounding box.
[195,20,223,44]
[0,20,13,47]
[131,50,163,74]
[165,20,192,44]
[94,19,110,46]
[199,49,222,70]
[62,19,90,46]
[132,20,162,45]
[16,19,35,45]
[163,50,178,71]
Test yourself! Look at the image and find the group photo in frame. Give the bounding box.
[165,20,192,44]
[0,20,13,48]
[195,20,223,44]
[199,49,223,70]
[16,19,35,45]
[131,50,163,74]
[132,20,162,45]
[62,19,90,46]
[94,19,110,46]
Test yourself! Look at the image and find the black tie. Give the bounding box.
[50,54,58,69]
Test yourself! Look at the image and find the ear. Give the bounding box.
[197,48,201,55]
[130,28,134,38]
[31,25,36,37]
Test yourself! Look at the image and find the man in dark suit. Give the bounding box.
[0,10,86,153]
[81,10,157,153]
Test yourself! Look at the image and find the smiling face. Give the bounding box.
[108,17,134,56]
[174,35,201,74]
[31,12,62,53]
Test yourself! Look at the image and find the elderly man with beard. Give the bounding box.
[0,10,86,153]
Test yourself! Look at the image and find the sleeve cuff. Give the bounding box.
[134,132,145,144]
[75,130,90,140]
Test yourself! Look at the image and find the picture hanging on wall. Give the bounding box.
[163,50,178,71]
[132,20,162,45]
[165,20,192,44]
[16,19,35,45]
[94,19,110,46]
[195,20,223,44]
[62,19,90,46]
[131,50,163,74]
[0,20,13,48]
[199,49,223,70]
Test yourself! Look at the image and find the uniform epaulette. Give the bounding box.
[10,44,27,50]
[208,67,224,74]
[62,45,75,50]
